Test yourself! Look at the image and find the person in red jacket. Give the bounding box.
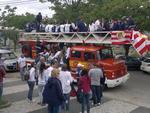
[0,66,6,99]
[78,69,91,113]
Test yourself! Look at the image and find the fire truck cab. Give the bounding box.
[69,45,129,88]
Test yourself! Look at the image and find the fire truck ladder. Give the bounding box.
[20,32,112,44]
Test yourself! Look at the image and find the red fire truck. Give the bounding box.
[19,31,130,88]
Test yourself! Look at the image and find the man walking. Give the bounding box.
[88,64,104,106]
[18,54,26,81]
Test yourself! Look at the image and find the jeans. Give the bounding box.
[27,81,35,101]
[81,93,90,113]
[0,82,3,99]
[91,85,102,104]
[20,67,25,81]
[38,84,45,103]
[48,105,60,113]
[62,93,70,111]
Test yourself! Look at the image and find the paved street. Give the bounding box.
[0,71,150,113]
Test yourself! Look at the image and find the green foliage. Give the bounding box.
[0,5,35,29]
[1,30,19,51]
[5,13,35,29]
[44,0,150,31]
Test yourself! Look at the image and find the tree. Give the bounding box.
[1,29,19,51]
[40,0,150,31]
[5,13,35,29]
[0,5,17,26]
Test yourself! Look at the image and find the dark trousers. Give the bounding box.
[62,94,70,111]
[91,85,102,104]
[0,82,3,99]
[81,93,90,113]
[48,104,60,113]
[27,81,35,101]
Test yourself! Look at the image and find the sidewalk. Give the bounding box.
[0,78,150,113]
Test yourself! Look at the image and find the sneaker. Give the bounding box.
[26,98,32,103]
[91,102,96,107]
[97,103,101,106]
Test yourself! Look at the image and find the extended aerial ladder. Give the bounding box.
[19,31,150,57]
[20,32,112,44]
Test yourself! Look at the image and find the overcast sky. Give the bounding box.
[0,0,55,17]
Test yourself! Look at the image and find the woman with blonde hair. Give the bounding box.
[43,68,64,113]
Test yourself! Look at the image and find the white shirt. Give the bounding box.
[38,70,49,85]
[64,24,71,32]
[95,20,100,31]
[28,67,36,82]
[60,24,64,32]
[66,47,70,59]
[18,57,26,68]
[45,24,53,32]
[53,51,61,59]
[89,23,95,32]
[46,66,53,77]
[59,71,73,94]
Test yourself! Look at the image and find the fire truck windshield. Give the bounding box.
[97,48,113,60]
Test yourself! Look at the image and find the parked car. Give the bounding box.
[140,58,150,73]
[0,49,18,71]
[116,55,141,70]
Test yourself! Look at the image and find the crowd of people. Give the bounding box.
[25,12,137,33]
[17,42,105,113]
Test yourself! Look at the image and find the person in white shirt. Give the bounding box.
[89,21,96,32]
[27,63,36,103]
[65,45,71,70]
[46,61,59,77]
[38,62,49,105]
[64,23,71,32]
[60,24,65,32]
[18,54,26,81]
[59,64,73,111]
[95,19,100,31]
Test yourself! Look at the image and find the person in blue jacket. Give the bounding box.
[43,68,64,113]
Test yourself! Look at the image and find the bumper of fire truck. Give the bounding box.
[106,73,130,88]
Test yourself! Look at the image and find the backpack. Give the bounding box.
[24,67,30,81]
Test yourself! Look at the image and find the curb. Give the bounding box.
[0,100,11,109]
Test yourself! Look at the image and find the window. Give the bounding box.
[84,52,95,61]
[100,49,113,59]
[71,51,81,58]
[1,53,16,60]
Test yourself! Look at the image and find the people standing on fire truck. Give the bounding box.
[88,64,103,106]
[18,54,26,81]
[36,12,42,32]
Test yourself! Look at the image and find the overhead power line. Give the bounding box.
[0,0,39,7]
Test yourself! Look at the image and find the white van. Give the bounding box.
[0,49,18,71]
